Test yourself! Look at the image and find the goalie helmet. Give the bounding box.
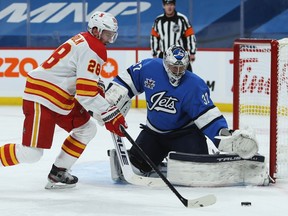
[88,11,118,43]
[163,45,189,87]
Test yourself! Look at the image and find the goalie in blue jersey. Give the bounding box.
[103,45,267,186]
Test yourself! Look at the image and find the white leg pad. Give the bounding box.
[108,149,125,182]
[167,152,270,187]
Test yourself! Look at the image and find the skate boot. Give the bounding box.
[45,164,78,189]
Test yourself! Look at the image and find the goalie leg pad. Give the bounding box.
[107,149,126,182]
[167,152,270,187]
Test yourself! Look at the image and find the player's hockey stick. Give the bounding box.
[111,132,165,187]
[119,125,217,208]
[88,108,163,186]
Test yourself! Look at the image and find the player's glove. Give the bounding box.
[97,78,106,98]
[101,105,127,137]
[216,127,259,159]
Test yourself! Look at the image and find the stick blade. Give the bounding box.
[124,172,166,187]
[187,194,216,208]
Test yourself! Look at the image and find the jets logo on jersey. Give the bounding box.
[147,91,178,114]
[144,78,155,89]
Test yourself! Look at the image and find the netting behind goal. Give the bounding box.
[233,38,288,179]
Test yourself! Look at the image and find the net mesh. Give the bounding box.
[237,39,288,179]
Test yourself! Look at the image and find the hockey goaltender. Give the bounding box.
[94,45,270,187]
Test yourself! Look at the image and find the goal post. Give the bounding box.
[233,38,288,180]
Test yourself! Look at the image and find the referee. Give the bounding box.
[150,0,196,71]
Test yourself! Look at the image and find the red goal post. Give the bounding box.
[233,38,288,180]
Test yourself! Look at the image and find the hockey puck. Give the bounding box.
[241,202,251,206]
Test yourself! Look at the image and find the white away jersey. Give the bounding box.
[23,32,110,115]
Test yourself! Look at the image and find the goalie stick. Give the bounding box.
[119,125,217,208]
[111,132,165,186]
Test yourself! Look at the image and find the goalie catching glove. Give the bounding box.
[216,128,259,159]
[101,105,127,137]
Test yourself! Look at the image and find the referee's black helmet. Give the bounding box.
[162,0,176,4]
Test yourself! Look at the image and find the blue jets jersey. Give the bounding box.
[113,58,228,144]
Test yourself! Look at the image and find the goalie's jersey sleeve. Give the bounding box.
[114,58,228,144]
[23,32,111,115]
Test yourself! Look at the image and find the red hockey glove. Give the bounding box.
[97,78,106,98]
[101,106,127,137]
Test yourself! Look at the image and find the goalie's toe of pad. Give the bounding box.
[108,149,126,182]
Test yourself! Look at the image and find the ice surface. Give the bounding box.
[0,107,287,216]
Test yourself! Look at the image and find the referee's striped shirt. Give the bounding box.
[150,11,196,57]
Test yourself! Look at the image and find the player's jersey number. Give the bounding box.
[41,41,101,76]
[87,60,101,76]
[42,43,71,69]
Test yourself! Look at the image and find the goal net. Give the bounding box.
[233,38,288,180]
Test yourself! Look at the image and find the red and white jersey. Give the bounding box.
[23,32,111,115]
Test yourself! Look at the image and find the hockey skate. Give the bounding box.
[45,164,78,189]
[143,162,167,178]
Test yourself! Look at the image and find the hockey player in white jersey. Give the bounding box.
[0,11,127,189]
[106,45,265,186]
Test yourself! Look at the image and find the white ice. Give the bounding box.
[0,106,287,216]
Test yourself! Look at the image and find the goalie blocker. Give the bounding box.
[167,152,270,187]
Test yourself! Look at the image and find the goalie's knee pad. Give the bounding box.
[71,119,97,144]
[16,145,43,163]
[129,148,152,173]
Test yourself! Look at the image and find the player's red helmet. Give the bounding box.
[88,11,118,43]
[163,45,189,87]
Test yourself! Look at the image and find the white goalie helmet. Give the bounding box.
[88,11,118,43]
[163,45,189,87]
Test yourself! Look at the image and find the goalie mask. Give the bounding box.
[163,45,189,87]
[88,11,118,44]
